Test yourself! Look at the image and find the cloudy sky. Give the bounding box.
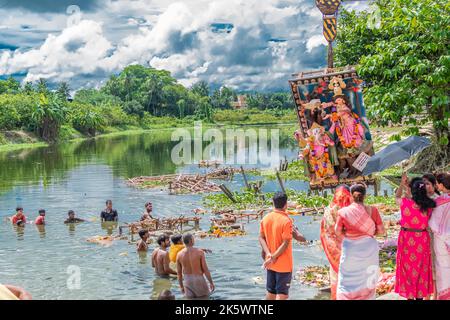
[0,0,369,91]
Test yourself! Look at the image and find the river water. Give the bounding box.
[0,126,393,300]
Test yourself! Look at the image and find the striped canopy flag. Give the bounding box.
[323,17,337,42]
[316,0,342,15]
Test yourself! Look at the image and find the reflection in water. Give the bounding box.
[13,225,25,240]
[67,223,77,236]
[0,127,297,195]
[101,222,118,236]
[36,225,46,239]
[151,277,173,300]
[138,251,148,264]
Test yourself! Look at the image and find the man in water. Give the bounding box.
[141,202,155,221]
[137,229,149,252]
[100,200,118,222]
[259,192,295,300]
[176,233,214,299]
[10,207,27,225]
[34,209,46,225]
[152,235,177,276]
[64,210,85,224]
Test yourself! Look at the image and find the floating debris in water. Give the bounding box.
[296,266,330,288]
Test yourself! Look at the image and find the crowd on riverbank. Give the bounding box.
[1,172,449,300]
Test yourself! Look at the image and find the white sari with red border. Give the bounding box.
[336,203,379,300]
[430,194,450,300]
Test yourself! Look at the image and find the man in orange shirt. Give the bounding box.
[259,192,304,300]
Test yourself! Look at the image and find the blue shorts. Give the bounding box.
[266,270,292,295]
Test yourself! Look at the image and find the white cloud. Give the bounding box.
[306,34,327,53]
[0,20,112,83]
[0,0,358,91]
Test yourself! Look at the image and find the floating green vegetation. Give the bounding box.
[256,160,308,181]
[203,187,397,211]
[203,188,332,211]
[203,189,267,211]
[379,246,397,273]
[365,195,397,206]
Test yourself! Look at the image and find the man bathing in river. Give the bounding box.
[259,192,306,300]
[101,200,118,222]
[152,235,177,276]
[137,229,149,252]
[64,210,85,224]
[141,202,155,221]
[169,234,212,263]
[177,233,215,299]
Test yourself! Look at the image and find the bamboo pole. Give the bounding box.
[240,166,250,190]
[219,184,237,203]
[275,170,286,194]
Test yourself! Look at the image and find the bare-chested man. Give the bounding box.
[152,235,177,276]
[141,202,155,221]
[176,233,214,299]
[136,229,149,252]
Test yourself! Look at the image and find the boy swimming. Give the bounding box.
[64,210,85,224]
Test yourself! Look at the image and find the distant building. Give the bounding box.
[231,95,247,109]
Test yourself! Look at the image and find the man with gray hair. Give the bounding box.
[176,233,214,299]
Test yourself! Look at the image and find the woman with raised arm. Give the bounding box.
[335,184,385,300]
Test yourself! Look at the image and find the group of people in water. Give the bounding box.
[2,172,449,300]
[317,172,449,300]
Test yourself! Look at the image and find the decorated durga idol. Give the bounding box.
[298,122,338,183]
[290,67,375,189]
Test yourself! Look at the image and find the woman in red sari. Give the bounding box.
[395,175,436,300]
[320,185,352,299]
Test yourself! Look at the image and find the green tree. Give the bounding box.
[211,86,235,109]
[0,77,21,94]
[22,81,35,95]
[335,0,450,170]
[191,81,210,97]
[36,78,49,94]
[123,100,145,118]
[31,93,67,142]
[69,102,104,136]
[57,82,71,100]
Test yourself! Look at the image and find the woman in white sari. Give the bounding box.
[335,184,385,300]
[429,173,450,300]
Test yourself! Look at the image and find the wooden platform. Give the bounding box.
[310,175,376,190]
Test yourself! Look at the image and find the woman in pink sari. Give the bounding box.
[395,176,436,300]
[335,184,385,300]
[429,173,450,300]
[320,185,352,299]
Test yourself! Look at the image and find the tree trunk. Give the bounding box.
[412,125,450,173]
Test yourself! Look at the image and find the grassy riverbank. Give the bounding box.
[0,109,297,153]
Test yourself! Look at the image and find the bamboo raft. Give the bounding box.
[127,168,237,193]
[198,160,221,168]
[121,216,202,235]
[212,208,266,221]
[169,175,221,194]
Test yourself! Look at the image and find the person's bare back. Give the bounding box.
[176,234,214,298]
[177,247,204,275]
[152,248,175,276]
